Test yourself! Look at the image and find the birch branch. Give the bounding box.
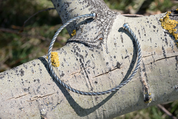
[0,0,178,119]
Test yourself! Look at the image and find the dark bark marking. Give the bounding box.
[145,55,178,65]
[19,69,24,76]
[93,62,122,78]
[0,73,5,80]
[153,25,156,29]
[162,46,167,58]
[175,56,178,71]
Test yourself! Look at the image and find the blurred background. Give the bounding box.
[0,0,178,118]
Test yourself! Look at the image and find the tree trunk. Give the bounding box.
[0,0,178,119]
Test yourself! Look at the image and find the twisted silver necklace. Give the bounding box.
[48,13,142,95]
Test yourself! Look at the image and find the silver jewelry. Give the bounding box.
[47,15,142,95]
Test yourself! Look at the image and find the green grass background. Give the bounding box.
[0,0,178,118]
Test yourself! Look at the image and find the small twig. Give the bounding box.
[136,0,154,14]
[122,14,144,17]
[157,104,177,119]
[0,28,51,41]
[20,7,55,32]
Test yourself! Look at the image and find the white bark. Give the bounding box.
[0,0,178,119]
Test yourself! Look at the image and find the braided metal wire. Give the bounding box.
[48,13,142,95]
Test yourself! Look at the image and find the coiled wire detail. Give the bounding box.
[48,13,142,95]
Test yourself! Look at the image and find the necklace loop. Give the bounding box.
[48,14,142,95]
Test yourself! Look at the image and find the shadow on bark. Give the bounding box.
[38,30,138,116]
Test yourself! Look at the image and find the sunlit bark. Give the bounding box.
[0,0,178,118]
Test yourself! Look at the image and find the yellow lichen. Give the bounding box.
[144,93,152,104]
[71,29,76,36]
[46,52,60,67]
[160,11,178,47]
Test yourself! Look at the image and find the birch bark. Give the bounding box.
[0,0,178,119]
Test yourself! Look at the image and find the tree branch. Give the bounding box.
[0,0,178,119]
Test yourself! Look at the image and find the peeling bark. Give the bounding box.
[0,0,178,119]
